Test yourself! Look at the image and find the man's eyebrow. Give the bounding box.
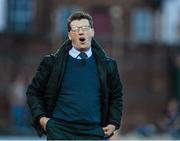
[71,25,90,28]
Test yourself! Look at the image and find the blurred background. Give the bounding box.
[0,0,180,140]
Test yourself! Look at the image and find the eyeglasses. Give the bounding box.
[71,26,91,32]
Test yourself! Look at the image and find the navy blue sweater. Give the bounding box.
[53,54,101,128]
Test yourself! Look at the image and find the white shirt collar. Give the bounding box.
[69,47,92,59]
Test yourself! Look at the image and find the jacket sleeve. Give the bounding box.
[108,59,123,130]
[26,55,54,136]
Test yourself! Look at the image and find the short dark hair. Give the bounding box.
[67,11,93,32]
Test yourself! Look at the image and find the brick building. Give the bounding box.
[0,0,179,135]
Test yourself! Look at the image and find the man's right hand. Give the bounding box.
[39,117,50,131]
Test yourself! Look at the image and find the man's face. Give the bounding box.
[68,19,94,52]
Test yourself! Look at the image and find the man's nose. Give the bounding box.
[78,28,84,34]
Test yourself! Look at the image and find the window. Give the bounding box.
[55,6,81,38]
[161,0,180,45]
[0,0,7,32]
[8,0,35,33]
[91,7,112,37]
[131,8,153,43]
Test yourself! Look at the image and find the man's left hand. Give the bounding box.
[102,124,115,137]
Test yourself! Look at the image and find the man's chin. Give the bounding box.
[78,46,90,51]
[78,48,88,52]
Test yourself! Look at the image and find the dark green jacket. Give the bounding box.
[26,38,123,136]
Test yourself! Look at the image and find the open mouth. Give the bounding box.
[79,37,86,42]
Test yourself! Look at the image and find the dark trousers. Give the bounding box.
[46,119,105,140]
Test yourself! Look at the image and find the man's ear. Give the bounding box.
[91,28,94,37]
[68,32,71,40]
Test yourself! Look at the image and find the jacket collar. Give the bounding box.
[55,38,108,61]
